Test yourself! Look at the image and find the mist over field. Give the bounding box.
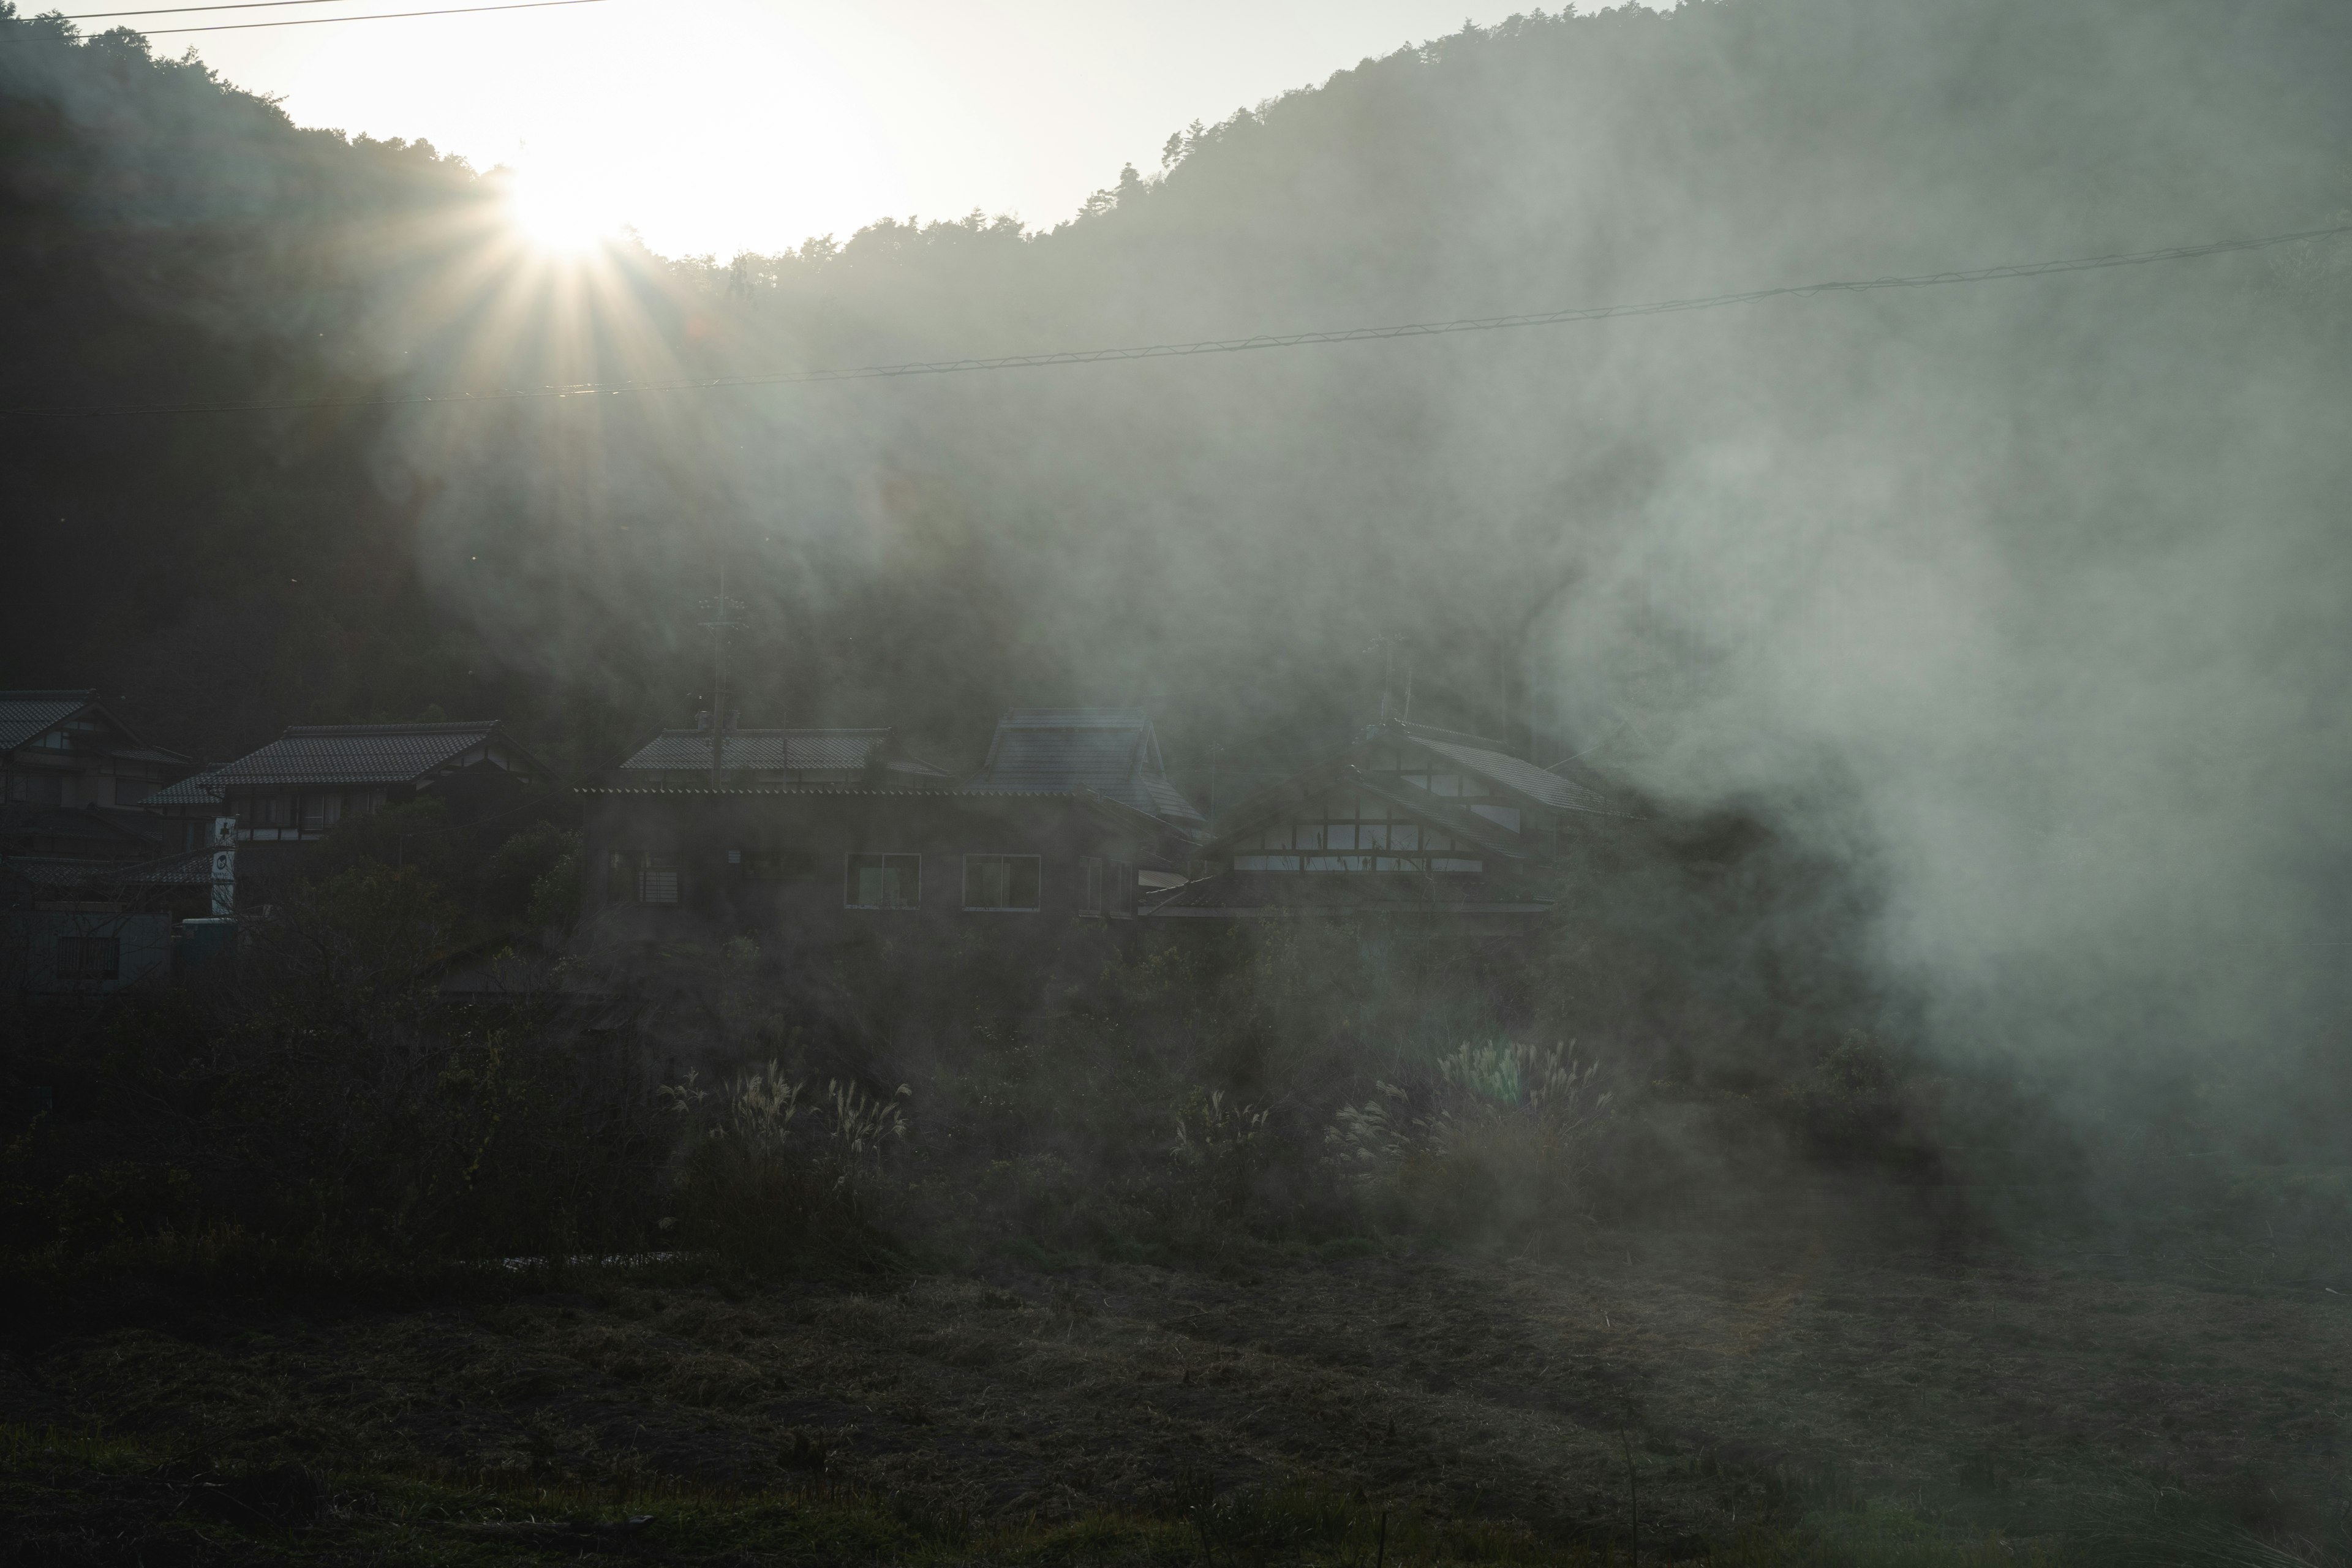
[7,2,2352,1561]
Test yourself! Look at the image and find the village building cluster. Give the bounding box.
[2,686,1637,998]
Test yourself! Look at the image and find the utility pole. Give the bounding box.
[1371,633,1412,727]
[699,567,746,787]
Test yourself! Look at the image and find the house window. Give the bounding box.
[638,853,680,905]
[846,853,921,909]
[1109,860,1135,918]
[300,793,342,832]
[10,773,63,805]
[1078,856,1104,914]
[265,794,293,827]
[1238,792,1487,873]
[963,854,1041,911]
[56,937,120,982]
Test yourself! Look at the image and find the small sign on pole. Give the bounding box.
[209,816,236,918]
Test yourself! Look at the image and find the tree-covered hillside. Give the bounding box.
[6,0,2352,1084]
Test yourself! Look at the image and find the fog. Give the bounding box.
[7,0,2352,1112]
[356,1,2352,1124]
[12,3,2352,1549]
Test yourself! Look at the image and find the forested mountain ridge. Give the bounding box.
[5,1,2351,1103]
[6,0,2348,774]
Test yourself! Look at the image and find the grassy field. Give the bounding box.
[3,1191,2339,1566]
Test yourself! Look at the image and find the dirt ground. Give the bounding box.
[4,1197,2345,1561]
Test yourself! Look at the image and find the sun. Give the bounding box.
[506,168,615,254]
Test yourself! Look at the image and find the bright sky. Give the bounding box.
[137,1,1591,260]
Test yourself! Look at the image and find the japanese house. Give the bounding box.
[579,710,1202,944]
[1,853,206,997]
[0,692,206,994]
[142,720,551,876]
[1143,719,1636,923]
[1,690,194,813]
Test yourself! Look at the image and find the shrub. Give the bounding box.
[662,1063,911,1268]
[1167,1088,1272,1233]
[1328,1040,1611,1245]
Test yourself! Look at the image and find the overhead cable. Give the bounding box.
[126,0,604,34]
[6,222,2346,420]
[56,1,416,21]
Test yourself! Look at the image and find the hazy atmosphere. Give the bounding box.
[4,2,2351,1563]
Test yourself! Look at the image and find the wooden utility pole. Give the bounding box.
[699,567,746,787]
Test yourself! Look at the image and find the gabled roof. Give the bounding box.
[146,721,538,804]
[0,690,189,767]
[145,773,227,807]
[1392,722,1631,816]
[0,692,93,752]
[1,848,211,894]
[1199,761,1536,862]
[616,728,949,778]
[963,709,1205,828]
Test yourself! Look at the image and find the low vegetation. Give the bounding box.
[7,821,2351,1565]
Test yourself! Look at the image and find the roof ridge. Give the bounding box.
[645,725,891,737]
[281,721,501,736]
[1000,708,1150,724]
[0,689,99,701]
[1396,720,1514,753]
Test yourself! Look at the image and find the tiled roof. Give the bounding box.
[0,690,94,752]
[145,722,525,800]
[1143,870,1551,917]
[964,709,1205,827]
[0,803,166,851]
[146,771,226,807]
[1396,723,1629,816]
[617,728,948,776]
[1,849,211,891]
[0,692,189,769]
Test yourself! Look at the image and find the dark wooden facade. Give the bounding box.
[578,712,1202,957]
[1147,720,1638,923]
[143,721,548,876]
[579,787,1189,940]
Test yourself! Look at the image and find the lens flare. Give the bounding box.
[507,168,614,254]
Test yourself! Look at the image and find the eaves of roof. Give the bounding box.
[616,728,950,776]
[1348,770,1534,861]
[1071,786,1205,846]
[1142,903,1555,919]
[1141,869,1553,919]
[145,771,227,807]
[576,785,989,797]
[2,848,211,889]
[1391,722,1634,818]
[1199,761,1533,862]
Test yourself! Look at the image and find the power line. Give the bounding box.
[6,222,2346,420]
[57,1,410,21]
[129,0,605,34]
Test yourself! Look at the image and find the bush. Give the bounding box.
[1328,1040,1612,1246]
[662,1063,910,1270]
[486,820,578,927]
